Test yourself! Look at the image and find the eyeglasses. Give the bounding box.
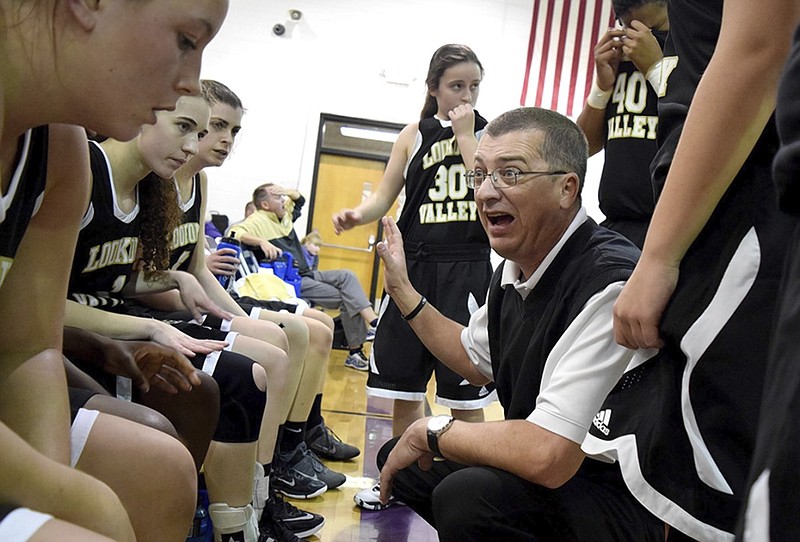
[465,167,567,189]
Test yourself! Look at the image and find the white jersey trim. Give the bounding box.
[90,141,140,223]
[582,433,735,542]
[742,469,771,541]
[71,408,100,467]
[0,130,31,226]
[174,176,196,213]
[679,227,760,496]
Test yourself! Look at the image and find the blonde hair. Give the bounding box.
[302,232,323,246]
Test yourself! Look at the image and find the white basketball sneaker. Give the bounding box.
[353,482,402,511]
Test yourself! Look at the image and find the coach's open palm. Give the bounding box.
[376,217,412,299]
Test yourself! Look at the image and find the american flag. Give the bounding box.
[520,0,616,118]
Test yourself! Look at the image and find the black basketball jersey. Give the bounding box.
[0,126,49,289]
[774,25,800,217]
[397,113,490,248]
[652,0,779,197]
[599,53,661,221]
[651,0,721,194]
[169,174,202,271]
[68,140,140,310]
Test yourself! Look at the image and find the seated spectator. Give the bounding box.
[225,202,256,233]
[370,107,663,541]
[300,231,323,271]
[205,214,224,240]
[230,185,379,371]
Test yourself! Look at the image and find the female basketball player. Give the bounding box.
[581,1,800,539]
[0,0,229,539]
[64,93,295,541]
[332,43,497,509]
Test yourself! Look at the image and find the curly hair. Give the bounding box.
[137,172,182,278]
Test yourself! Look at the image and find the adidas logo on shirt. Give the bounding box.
[592,409,612,436]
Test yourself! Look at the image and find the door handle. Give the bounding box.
[321,238,375,253]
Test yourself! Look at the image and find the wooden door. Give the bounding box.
[308,153,400,303]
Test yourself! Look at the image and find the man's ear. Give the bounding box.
[559,173,580,209]
[65,0,100,31]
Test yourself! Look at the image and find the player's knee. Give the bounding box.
[283,317,310,345]
[193,370,220,410]
[311,309,335,332]
[252,363,267,392]
[309,319,334,350]
[137,408,179,440]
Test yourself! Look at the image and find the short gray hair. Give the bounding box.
[485,107,588,196]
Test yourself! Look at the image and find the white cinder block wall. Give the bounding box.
[200,0,605,239]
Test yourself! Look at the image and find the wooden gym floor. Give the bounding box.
[295,344,503,541]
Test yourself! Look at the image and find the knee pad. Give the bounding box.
[209,351,266,443]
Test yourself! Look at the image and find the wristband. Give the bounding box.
[401,296,427,321]
[586,80,612,109]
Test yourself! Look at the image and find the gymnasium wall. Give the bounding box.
[200,0,605,236]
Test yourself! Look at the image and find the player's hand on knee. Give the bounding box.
[147,321,228,358]
[101,339,201,394]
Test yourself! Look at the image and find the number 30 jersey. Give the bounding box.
[397,113,489,247]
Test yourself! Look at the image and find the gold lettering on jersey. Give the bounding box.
[422,137,460,170]
[0,257,13,289]
[654,56,679,98]
[71,292,123,308]
[170,222,199,250]
[608,70,658,141]
[607,115,658,141]
[82,237,139,273]
[417,201,477,224]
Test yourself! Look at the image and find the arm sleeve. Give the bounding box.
[460,303,494,381]
[291,196,305,223]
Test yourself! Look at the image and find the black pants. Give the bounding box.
[378,437,664,542]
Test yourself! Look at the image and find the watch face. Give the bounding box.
[429,415,452,432]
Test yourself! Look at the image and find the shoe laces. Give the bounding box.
[321,424,344,447]
[302,446,328,474]
[268,488,302,519]
[259,502,301,542]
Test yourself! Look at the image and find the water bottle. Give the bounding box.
[271,254,287,280]
[215,235,241,290]
[282,252,302,297]
[115,376,132,401]
[186,490,212,542]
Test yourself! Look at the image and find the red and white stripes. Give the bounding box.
[521,0,616,118]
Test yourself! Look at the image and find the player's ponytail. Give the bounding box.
[138,173,182,278]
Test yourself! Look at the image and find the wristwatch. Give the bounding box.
[426,415,454,459]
